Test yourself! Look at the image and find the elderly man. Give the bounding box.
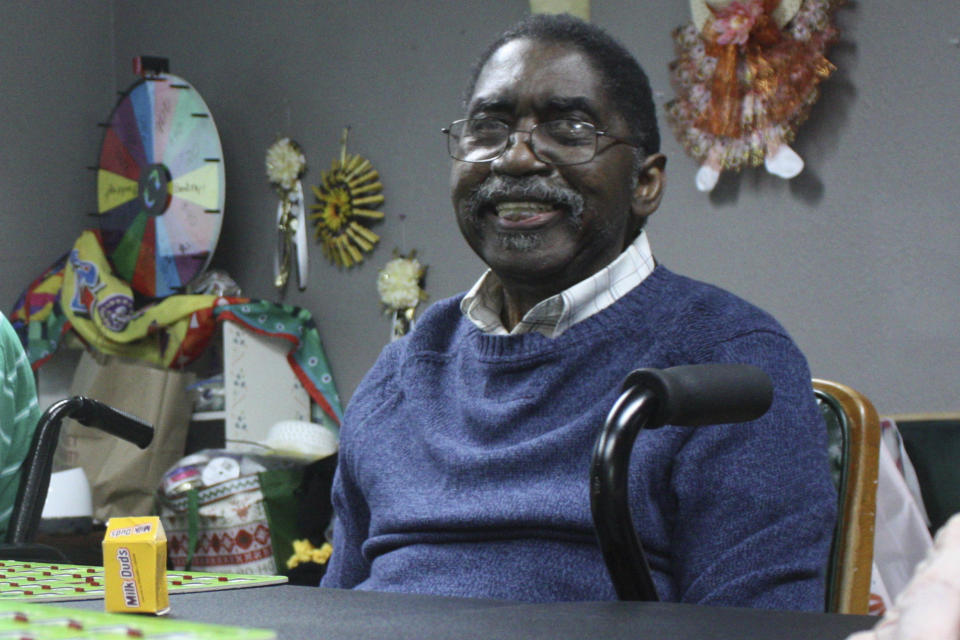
[321,13,836,610]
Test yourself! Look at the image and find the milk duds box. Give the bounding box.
[102,516,170,614]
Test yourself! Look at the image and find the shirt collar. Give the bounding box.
[460,231,656,338]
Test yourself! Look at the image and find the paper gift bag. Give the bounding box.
[54,351,194,520]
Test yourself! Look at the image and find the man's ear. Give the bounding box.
[632,153,667,222]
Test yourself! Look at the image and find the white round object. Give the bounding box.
[201,456,241,486]
[41,468,93,519]
[263,420,339,461]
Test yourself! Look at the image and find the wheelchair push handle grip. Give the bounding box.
[590,363,774,601]
[70,396,154,449]
[7,397,154,545]
[622,363,773,429]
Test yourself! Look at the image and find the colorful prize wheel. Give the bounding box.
[96,73,225,298]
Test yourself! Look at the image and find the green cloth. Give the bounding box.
[0,311,41,539]
[898,420,960,533]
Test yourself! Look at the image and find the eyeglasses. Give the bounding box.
[442,118,637,166]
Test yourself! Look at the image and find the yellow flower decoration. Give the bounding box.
[377,251,427,312]
[265,137,306,192]
[309,128,384,267]
[377,249,428,341]
[286,539,333,570]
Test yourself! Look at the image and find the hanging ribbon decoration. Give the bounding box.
[266,138,309,290]
[276,180,308,290]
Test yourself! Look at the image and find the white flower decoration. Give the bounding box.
[266,137,306,191]
[377,256,426,311]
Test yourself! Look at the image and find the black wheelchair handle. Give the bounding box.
[622,363,773,428]
[68,396,154,449]
[7,396,154,545]
[591,363,773,601]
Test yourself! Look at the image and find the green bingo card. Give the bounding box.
[0,561,287,602]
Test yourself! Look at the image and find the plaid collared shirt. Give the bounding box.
[460,231,656,338]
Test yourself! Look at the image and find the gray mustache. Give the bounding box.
[468,176,584,212]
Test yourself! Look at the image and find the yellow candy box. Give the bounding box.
[102,516,169,614]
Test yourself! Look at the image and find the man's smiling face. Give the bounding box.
[451,38,645,298]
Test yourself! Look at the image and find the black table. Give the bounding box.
[65,583,877,639]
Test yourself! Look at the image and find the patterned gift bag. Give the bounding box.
[158,467,302,575]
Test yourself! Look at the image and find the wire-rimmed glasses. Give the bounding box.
[442,118,637,166]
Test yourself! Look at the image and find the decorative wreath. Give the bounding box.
[309,128,384,267]
[666,0,844,192]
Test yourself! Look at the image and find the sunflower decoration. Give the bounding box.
[309,127,384,267]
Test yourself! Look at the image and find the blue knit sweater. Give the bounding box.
[322,266,836,609]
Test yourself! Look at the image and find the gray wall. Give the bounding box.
[3,1,958,416]
[1,1,114,316]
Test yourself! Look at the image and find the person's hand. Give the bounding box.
[847,513,960,640]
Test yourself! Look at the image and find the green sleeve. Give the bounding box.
[0,311,41,537]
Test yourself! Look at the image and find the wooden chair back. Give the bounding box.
[814,378,881,614]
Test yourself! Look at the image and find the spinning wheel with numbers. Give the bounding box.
[95,67,225,298]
